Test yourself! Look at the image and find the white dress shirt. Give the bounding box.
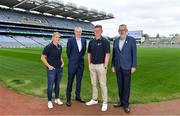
[76,38,82,52]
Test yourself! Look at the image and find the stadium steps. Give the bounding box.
[30,38,45,47]
[11,36,26,47]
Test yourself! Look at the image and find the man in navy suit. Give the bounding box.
[112,24,137,113]
[66,27,87,107]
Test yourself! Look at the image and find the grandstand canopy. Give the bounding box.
[0,0,114,22]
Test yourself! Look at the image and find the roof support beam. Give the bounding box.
[13,0,28,8]
[0,0,114,22]
[29,1,48,11]
[46,7,63,14]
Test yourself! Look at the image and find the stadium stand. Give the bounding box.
[171,36,180,44]
[30,36,49,46]
[0,0,114,48]
[13,36,43,47]
[0,35,24,48]
[139,36,180,48]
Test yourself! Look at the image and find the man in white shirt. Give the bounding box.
[76,36,82,52]
[66,27,87,107]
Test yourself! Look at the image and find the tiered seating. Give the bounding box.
[0,35,24,48]
[0,8,94,48]
[30,37,50,46]
[44,37,52,43]
[86,39,91,47]
[60,39,68,47]
[0,9,94,31]
[13,36,42,47]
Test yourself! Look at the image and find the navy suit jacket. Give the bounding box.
[66,37,86,69]
[112,36,137,70]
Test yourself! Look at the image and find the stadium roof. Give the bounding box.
[0,0,114,22]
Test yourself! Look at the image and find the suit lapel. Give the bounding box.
[121,36,128,52]
[80,39,84,53]
[116,37,121,52]
[73,38,80,53]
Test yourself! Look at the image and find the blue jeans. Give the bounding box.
[46,67,63,101]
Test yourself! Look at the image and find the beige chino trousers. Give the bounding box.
[89,63,108,103]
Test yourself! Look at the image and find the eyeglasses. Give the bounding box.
[119,29,126,32]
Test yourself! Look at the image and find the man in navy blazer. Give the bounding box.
[112,24,137,113]
[66,27,86,107]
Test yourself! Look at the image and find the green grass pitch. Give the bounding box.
[0,48,180,104]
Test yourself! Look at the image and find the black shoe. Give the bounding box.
[75,97,85,103]
[113,103,123,107]
[124,107,130,113]
[66,101,72,107]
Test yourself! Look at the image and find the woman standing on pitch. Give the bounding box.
[41,32,64,109]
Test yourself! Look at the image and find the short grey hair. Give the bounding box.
[74,27,82,32]
[52,32,61,38]
[118,24,128,31]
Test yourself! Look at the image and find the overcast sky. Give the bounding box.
[60,0,180,37]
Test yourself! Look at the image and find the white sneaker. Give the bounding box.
[86,99,98,106]
[54,98,63,105]
[48,101,53,109]
[101,103,108,111]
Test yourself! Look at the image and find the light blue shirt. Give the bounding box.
[119,37,126,51]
